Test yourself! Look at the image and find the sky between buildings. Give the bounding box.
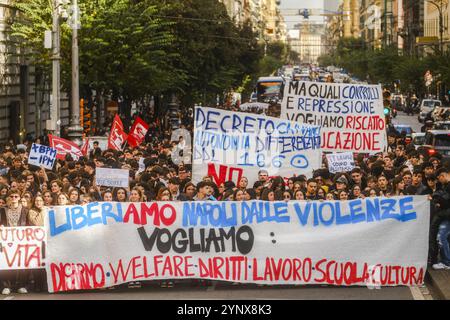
[280,0,341,29]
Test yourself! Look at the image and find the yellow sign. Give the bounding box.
[416,36,439,44]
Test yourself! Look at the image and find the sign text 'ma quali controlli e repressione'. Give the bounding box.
[281,81,388,153]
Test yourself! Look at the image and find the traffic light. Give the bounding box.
[81,99,91,134]
[383,89,392,125]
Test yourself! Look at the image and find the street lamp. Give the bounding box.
[49,0,82,144]
[50,0,70,136]
[67,0,83,145]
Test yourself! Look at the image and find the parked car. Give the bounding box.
[419,130,450,159]
[411,133,426,150]
[433,121,450,130]
[394,124,413,144]
[418,99,442,123]
[431,105,450,122]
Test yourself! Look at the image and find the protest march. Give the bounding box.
[0,80,447,296]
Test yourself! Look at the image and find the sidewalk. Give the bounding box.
[427,269,450,300]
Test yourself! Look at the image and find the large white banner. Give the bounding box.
[45,196,429,293]
[0,227,46,270]
[281,81,388,153]
[193,107,322,186]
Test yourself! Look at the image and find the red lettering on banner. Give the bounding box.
[410,266,417,285]
[173,256,183,277]
[124,204,140,224]
[132,256,144,280]
[140,203,159,225]
[125,203,176,226]
[24,245,41,268]
[185,256,195,277]
[322,131,383,151]
[3,245,22,267]
[162,256,173,276]
[198,258,210,278]
[50,262,105,293]
[109,259,133,283]
[207,163,243,186]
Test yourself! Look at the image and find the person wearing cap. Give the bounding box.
[436,168,449,192]
[422,174,438,196]
[336,175,349,190]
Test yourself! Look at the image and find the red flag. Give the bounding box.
[127,116,149,147]
[81,137,90,156]
[48,135,83,160]
[108,114,128,150]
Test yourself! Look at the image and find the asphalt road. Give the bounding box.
[392,111,422,133]
[2,281,434,300]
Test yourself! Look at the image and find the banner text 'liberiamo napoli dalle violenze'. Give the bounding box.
[45,196,429,293]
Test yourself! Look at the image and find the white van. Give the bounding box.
[418,99,442,122]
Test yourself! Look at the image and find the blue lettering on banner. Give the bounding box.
[47,197,420,237]
[293,197,418,227]
[48,202,124,236]
[290,154,309,169]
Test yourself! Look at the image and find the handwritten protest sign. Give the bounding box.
[45,196,429,292]
[95,167,129,188]
[326,152,355,173]
[281,81,388,152]
[0,227,46,270]
[193,107,322,186]
[28,143,57,170]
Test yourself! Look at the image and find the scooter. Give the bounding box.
[392,108,397,118]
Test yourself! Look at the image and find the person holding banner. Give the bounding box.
[0,189,29,295]
[27,195,47,292]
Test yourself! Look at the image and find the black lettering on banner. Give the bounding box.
[137,226,254,254]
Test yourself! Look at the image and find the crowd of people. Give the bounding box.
[0,106,449,295]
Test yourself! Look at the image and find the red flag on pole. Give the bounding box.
[127,116,149,147]
[81,137,90,156]
[108,114,128,151]
[48,134,83,160]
